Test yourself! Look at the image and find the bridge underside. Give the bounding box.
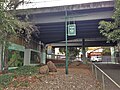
[36,19,116,46]
[50,40,116,47]
[20,1,115,47]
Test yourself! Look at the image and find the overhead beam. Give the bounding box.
[48,41,116,47]
[16,1,114,15]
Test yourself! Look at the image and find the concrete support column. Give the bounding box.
[41,46,46,64]
[24,49,31,65]
[82,38,87,64]
[51,47,55,59]
[38,42,42,64]
[110,47,115,62]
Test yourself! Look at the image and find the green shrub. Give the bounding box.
[0,87,2,90]
[9,66,39,76]
[0,74,14,88]
[0,66,39,88]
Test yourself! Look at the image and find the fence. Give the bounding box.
[91,63,120,90]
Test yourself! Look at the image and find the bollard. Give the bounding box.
[92,64,94,74]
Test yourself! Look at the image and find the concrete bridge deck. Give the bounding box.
[17,1,116,46]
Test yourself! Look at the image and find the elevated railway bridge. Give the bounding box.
[16,1,118,64]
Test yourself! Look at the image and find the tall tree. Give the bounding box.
[99,0,120,42]
[0,0,39,72]
[59,47,80,60]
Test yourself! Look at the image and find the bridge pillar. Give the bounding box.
[51,47,55,59]
[41,46,46,64]
[24,49,31,65]
[82,38,87,64]
[110,47,115,62]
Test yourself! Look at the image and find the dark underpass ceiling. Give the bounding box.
[35,18,116,46]
[18,1,116,46]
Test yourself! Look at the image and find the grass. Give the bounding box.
[0,66,40,89]
[0,74,14,88]
[9,66,39,76]
[55,63,65,67]
[12,81,29,88]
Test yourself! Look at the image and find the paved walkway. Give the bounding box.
[95,63,120,90]
[96,64,120,85]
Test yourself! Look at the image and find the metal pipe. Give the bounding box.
[102,74,105,90]
[95,66,98,80]
[65,10,68,75]
[92,64,94,74]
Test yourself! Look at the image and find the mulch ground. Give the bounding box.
[5,64,101,90]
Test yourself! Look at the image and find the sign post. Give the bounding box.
[65,10,68,75]
[65,11,77,74]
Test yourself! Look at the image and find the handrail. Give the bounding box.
[93,63,120,89]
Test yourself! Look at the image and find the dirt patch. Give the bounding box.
[5,64,101,90]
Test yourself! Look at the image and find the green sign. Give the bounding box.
[8,43,25,51]
[68,24,76,36]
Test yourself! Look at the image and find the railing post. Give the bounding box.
[95,67,98,80]
[93,63,120,89]
[92,64,94,74]
[102,74,105,90]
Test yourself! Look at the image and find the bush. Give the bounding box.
[0,66,40,89]
[9,66,39,76]
[0,74,14,88]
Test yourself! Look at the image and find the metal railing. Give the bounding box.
[91,63,120,90]
[47,54,66,60]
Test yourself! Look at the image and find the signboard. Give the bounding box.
[8,43,25,51]
[68,24,76,36]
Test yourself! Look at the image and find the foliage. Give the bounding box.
[8,51,23,67]
[102,47,111,55]
[99,0,120,42]
[7,0,24,10]
[0,0,40,71]
[0,0,40,47]
[59,47,80,60]
[0,2,18,45]
[0,74,14,88]
[9,66,39,76]
[0,66,40,88]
